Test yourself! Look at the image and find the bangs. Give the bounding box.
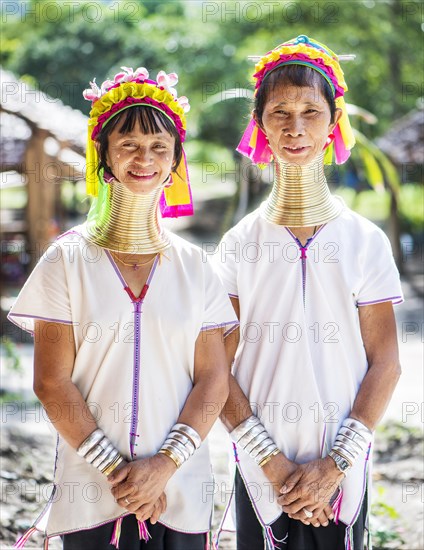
[107,105,177,136]
[265,65,326,90]
[96,104,183,177]
[255,65,336,123]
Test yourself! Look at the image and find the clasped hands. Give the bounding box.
[263,454,344,528]
[107,454,176,523]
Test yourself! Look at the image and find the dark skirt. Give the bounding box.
[235,469,367,550]
[62,515,206,550]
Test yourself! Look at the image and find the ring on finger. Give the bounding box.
[303,508,313,518]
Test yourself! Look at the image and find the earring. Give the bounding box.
[103,169,115,183]
[326,133,335,146]
[164,174,173,188]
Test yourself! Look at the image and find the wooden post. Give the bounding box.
[25,129,57,268]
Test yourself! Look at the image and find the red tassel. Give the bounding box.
[110,517,123,549]
[332,488,343,525]
[14,526,37,548]
[137,519,151,542]
[205,531,217,550]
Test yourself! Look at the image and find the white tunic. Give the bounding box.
[213,203,403,531]
[8,225,238,537]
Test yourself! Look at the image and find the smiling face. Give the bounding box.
[258,82,341,166]
[105,117,176,195]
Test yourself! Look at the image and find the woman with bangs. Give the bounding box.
[9,66,238,550]
[214,36,402,550]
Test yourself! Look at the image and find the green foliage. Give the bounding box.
[1,0,422,230]
[398,184,424,236]
[351,128,401,193]
[337,188,390,222]
[2,0,421,134]
[2,337,23,374]
[371,485,406,549]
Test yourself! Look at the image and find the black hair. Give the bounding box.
[255,65,336,125]
[96,105,183,176]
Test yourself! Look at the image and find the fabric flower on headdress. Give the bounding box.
[237,35,356,165]
[83,66,192,217]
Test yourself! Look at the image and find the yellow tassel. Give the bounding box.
[248,124,258,149]
[324,142,333,165]
[163,154,191,206]
[335,96,356,150]
[86,126,99,197]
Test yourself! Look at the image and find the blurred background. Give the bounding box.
[1,1,423,548]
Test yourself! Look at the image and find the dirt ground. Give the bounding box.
[0,416,423,550]
[1,246,422,549]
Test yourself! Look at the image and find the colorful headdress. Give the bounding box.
[83,66,193,217]
[237,35,356,165]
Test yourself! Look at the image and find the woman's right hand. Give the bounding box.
[108,453,176,521]
[261,452,297,496]
[109,459,168,523]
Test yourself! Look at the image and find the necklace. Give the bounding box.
[263,152,343,227]
[110,252,157,271]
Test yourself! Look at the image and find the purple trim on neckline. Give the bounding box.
[105,250,127,287]
[228,293,239,299]
[105,251,160,298]
[357,296,403,306]
[285,224,326,247]
[56,229,79,240]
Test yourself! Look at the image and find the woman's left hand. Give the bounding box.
[277,456,343,525]
[108,454,176,515]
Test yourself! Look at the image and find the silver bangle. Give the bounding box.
[172,423,202,450]
[335,434,363,455]
[237,424,265,449]
[338,426,370,453]
[250,437,277,462]
[231,415,279,465]
[161,442,186,465]
[167,431,196,455]
[255,443,279,465]
[230,416,261,443]
[332,440,358,461]
[331,417,373,469]
[84,436,110,463]
[77,429,104,457]
[339,426,367,443]
[163,438,191,462]
[343,418,372,438]
[250,437,275,459]
[91,442,114,468]
[243,430,268,454]
[97,447,120,472]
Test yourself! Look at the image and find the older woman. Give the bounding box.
[9,66,238,550]
[214,36,402,550]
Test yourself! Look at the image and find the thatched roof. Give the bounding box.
[0,67,87,170]
[377,108,424,165]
